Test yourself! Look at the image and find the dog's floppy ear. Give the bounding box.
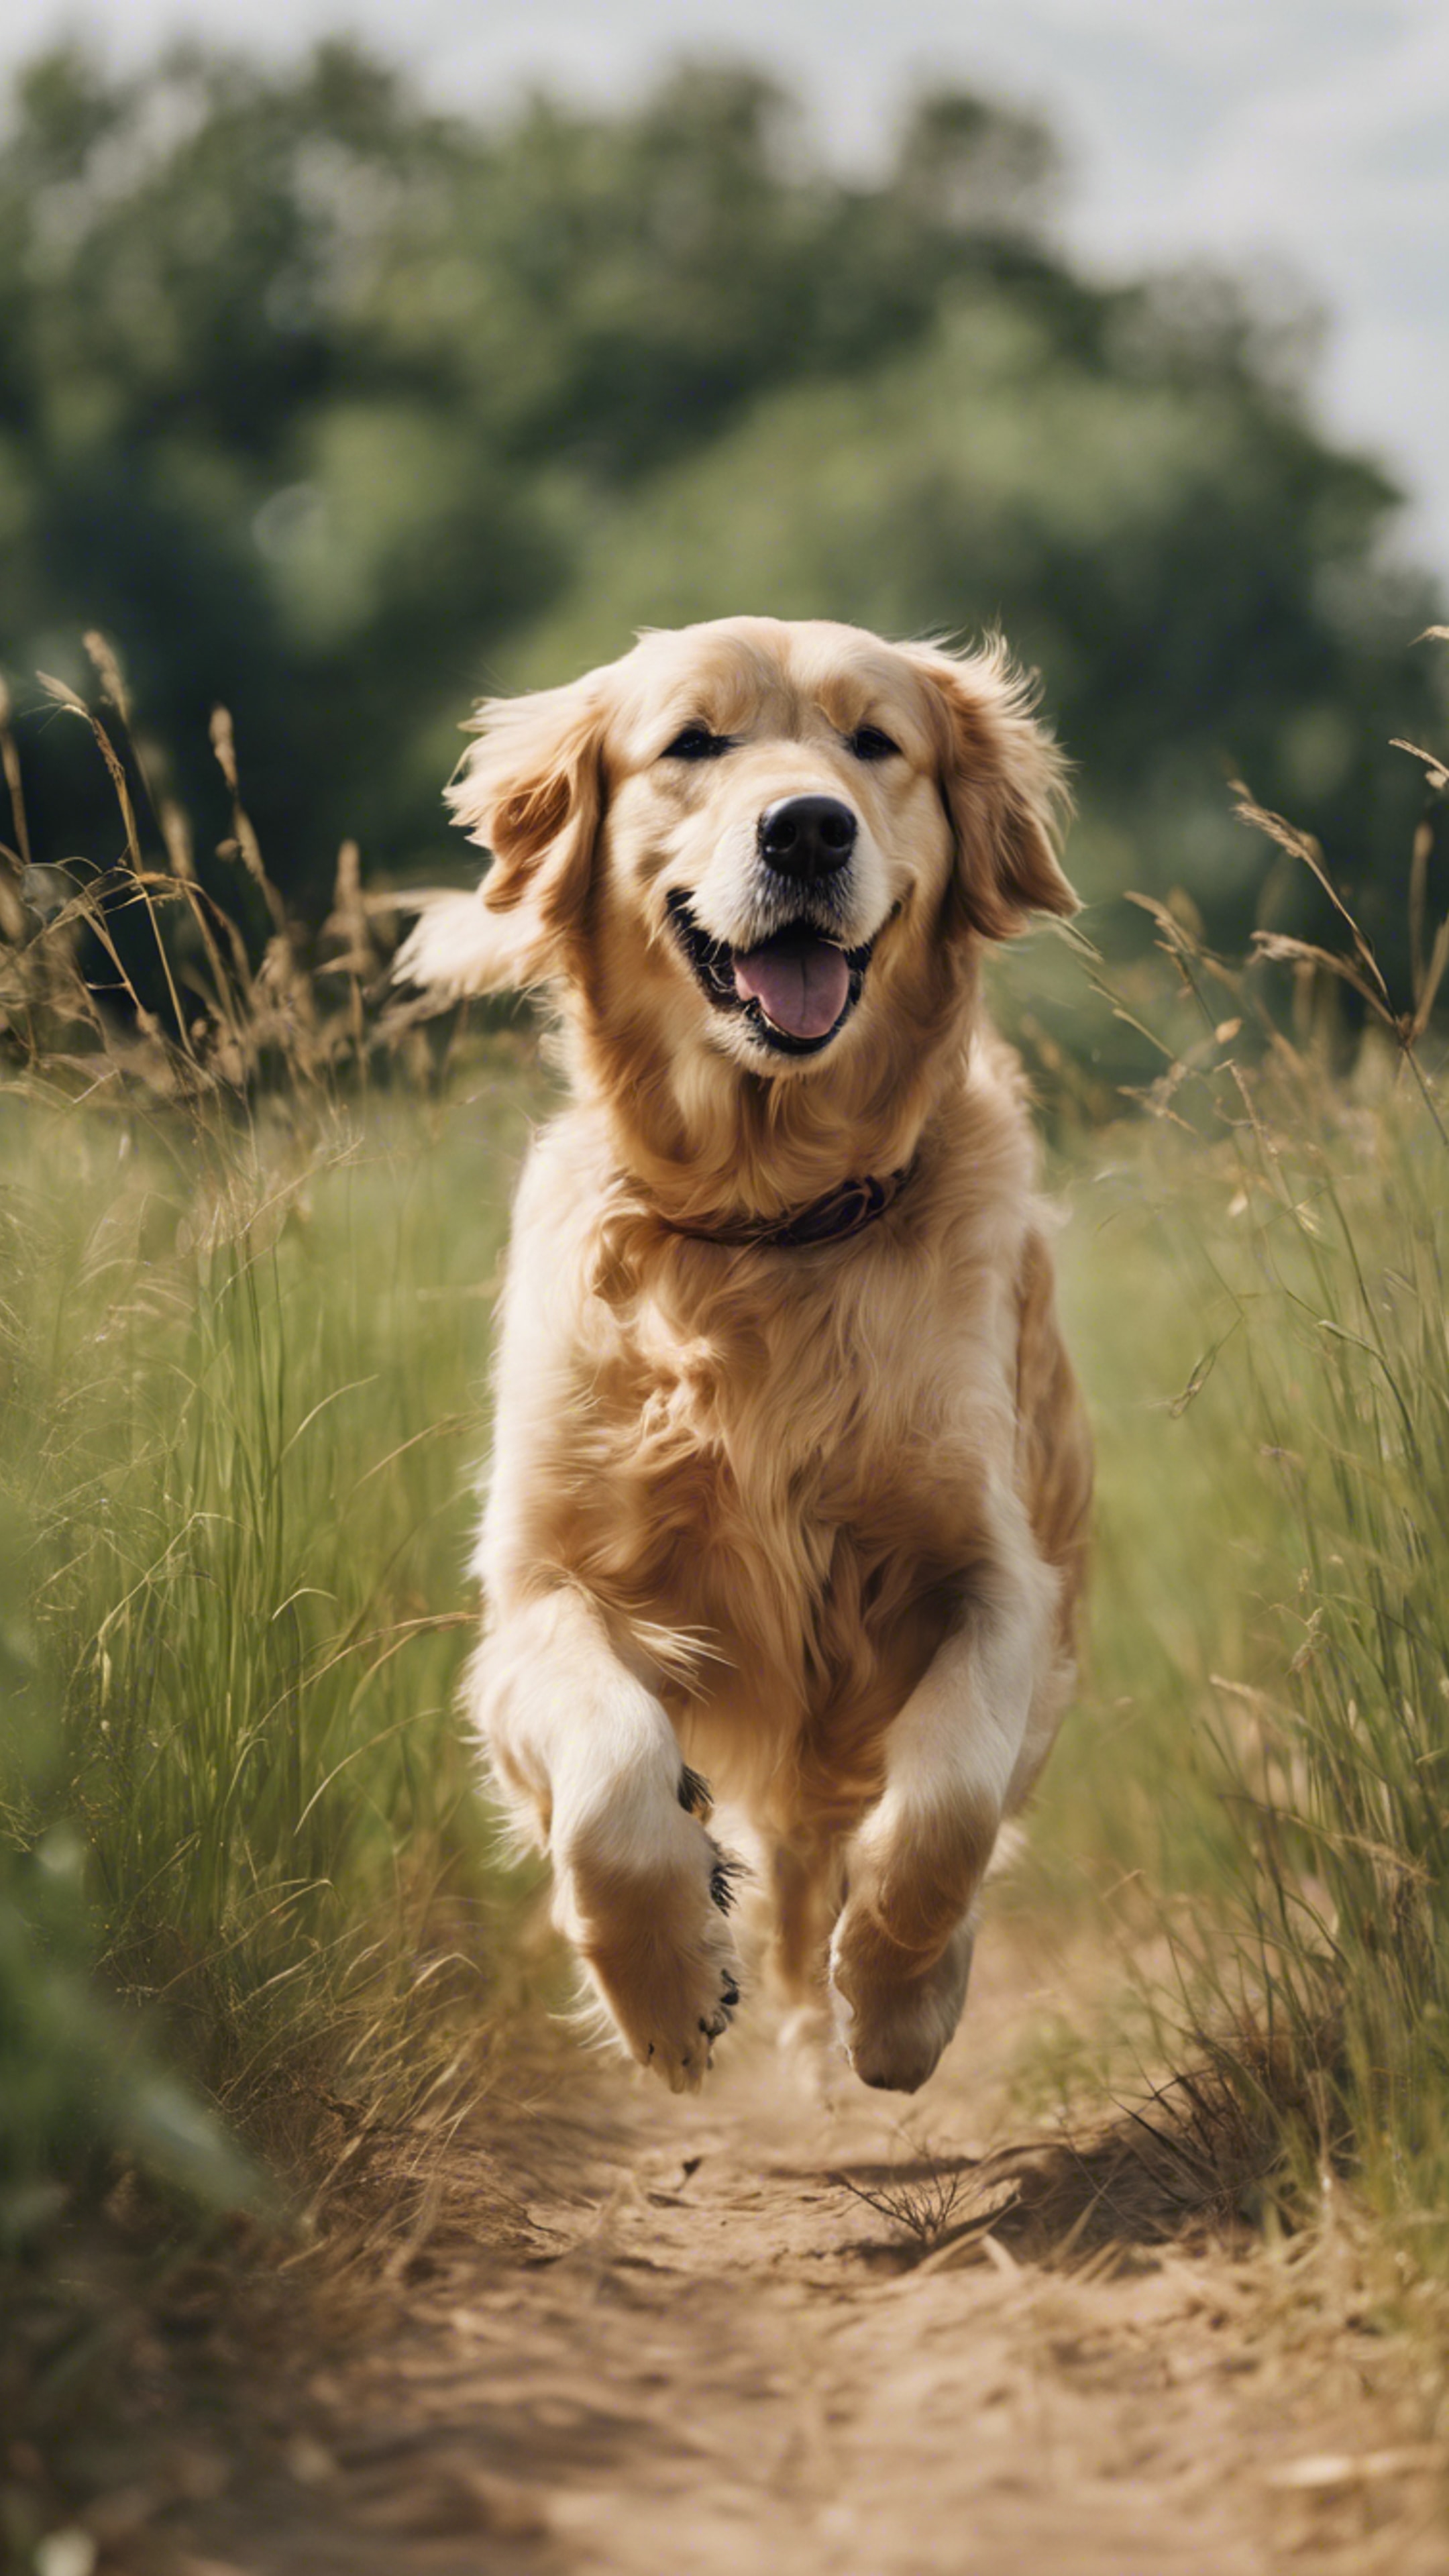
[906,640,1076,941]
[395,676,604,999]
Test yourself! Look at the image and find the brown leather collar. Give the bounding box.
[665,1163,916,1251]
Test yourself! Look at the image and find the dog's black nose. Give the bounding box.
[758,795,857,881]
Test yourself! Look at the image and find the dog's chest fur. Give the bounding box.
[488,1069,1034,1822]
[587,1282,1001,1817]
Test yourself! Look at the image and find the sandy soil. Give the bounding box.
[30,1933,1449,2576]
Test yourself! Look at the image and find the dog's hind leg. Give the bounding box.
[468,1587,742,2093]
[765,1835,842,2005]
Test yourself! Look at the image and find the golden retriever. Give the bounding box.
[398,616,1092,2096]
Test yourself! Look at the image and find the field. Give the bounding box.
[3,686,1449,2567]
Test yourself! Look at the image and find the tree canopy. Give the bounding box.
[0,40,1442,994]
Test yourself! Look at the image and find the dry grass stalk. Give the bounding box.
[835,2151,971,2251]
[0,640,494,1112]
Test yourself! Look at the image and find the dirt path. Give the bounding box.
[76,1935,1449,2576]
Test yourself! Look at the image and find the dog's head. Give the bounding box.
[399,617,1073,1111]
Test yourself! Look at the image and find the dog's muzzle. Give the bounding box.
[666,889,874,1058]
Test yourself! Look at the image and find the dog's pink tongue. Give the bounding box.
[733,935,849,1040]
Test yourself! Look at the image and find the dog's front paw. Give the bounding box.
[828,1907,975,2095]
[560,1788,744,2094]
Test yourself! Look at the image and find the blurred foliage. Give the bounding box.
[0,644,566,2352]
[1,1495,264,2234]
[0,1061,539,2237]
[0,38,1444,1026]
[1008,680,1449,2271]
[1048,974,1449,2259]
[0,698,548,2220]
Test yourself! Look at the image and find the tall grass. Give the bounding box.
[2,1096,531,2121]
[0,658,546,2228]
[1022,703,1449,2260]
[1157,1025,1449,2240]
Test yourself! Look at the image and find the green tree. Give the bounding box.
[0,40,1441,995]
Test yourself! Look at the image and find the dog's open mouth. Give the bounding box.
[666,894,872,1056]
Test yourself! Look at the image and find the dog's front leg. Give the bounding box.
[829,1550,1059,2094]
[470,1587,741,2092]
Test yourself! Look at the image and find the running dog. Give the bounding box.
[398,616,1092,2094]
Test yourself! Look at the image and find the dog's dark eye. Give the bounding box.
[663,725,733,762]
[847,726,900,763]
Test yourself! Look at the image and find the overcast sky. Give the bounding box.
[6,0,1448,584]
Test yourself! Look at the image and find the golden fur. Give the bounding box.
[399,616,1092,2094]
